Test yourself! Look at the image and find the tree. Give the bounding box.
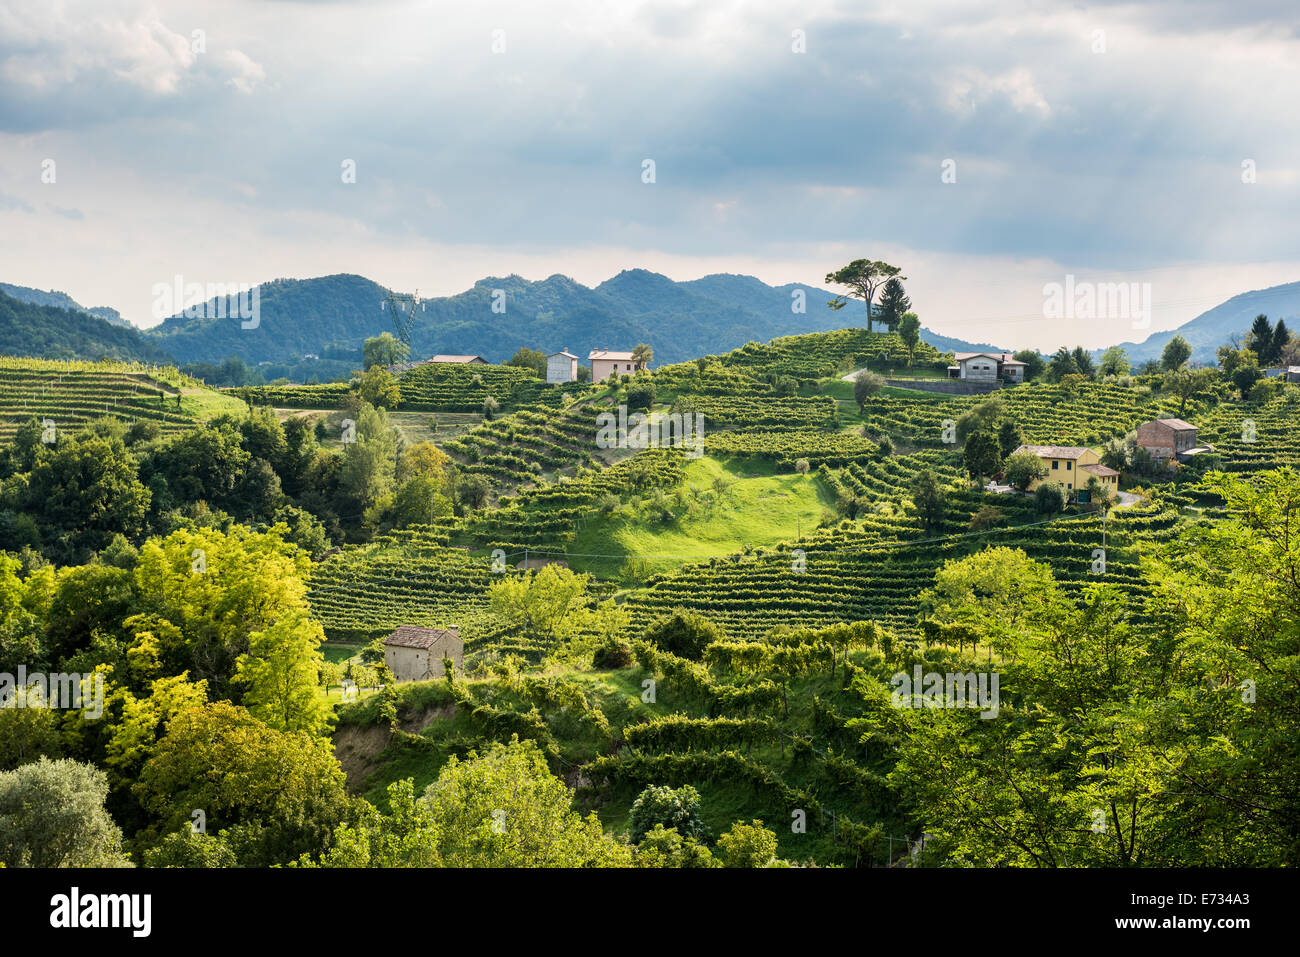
[996,419,1025,459]
[1231,350,1264,399]
[825,259,905,333]
[143,828,238,868]
[507,347,547,377]
[853,370,885,411]
[1270,319,1291,366]
[1047,347,1077,382]
[20,432,151,563]
[362,332,409,370]
[897,312,921,367]
[1248,314,1275,365]
[631,343,654,366]
[1162,335,1192,372]
[135,701,350,867]
[716,819,781,867]
[877,277,911,332]
[963,430,1003,486]
[628,784,710,844]
[338,403,399,515]
[488,564,594,656]
[420,737,630,867]
[642,609,725,661]
[235,606,330,736]
[1035,481,1068,513]
[1013,350,1046,381]
[633,824,717,868]
[1168,367,1216,415]
[355,366,401,409]
[1100,346,1130,377]
[910,471,945,532]
[0,758,131,867]
[1003,451,1048,491]
[626,381,656,411]
[1071,346,1096,379]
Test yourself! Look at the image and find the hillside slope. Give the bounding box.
[1113,279,1300,364]
[0,291,174,362]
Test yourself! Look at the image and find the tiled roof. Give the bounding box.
[384,625,459,650]
[589,350,639,360]
[430,355,486,363]
[1081,463,1120,477]
[1154,418,1197,431]
[549,350,579,359]
[1014,444,1090,459]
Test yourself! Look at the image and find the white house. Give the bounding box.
[546,350,579,383]
[383,625,463,682]
[947,352,1026,383]
[589,349,647,383]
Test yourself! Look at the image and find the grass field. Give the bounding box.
[566,455,835,582]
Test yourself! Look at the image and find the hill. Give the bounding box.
[0,281,132,328]
[1111,279,1300,364]
[0,291,174,363]
[144,270,860,367]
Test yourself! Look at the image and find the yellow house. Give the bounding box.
[1012,445,1119,496]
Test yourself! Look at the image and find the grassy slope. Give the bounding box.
[566,456,836,582]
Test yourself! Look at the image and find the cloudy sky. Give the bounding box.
[2,0,1299,349]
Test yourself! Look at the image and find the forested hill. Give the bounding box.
[143,270,874,366]
[0,291,174,363]
[0,281,131,328]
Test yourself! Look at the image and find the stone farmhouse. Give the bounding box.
[383,625,463,682]
[1136,418,1212,463]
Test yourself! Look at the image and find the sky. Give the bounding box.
[2,0,1300,350]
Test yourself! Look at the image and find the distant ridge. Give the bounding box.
[1106,279,1300,364]
[142,270,864,366]
[0,281,131,328]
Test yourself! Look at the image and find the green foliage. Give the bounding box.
[628,783,710,844]
[0,757,132,867]
[642,608,725,661]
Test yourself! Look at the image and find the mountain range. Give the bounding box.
[1106,280,1300,365]
[2,270,1298,371]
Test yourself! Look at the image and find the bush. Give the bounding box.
[794,458,810,475]
[593,638,633,669]
[1035,481,1068,514]
[626,382,656,411]
[642,609,725,661]
[628,784,710,844]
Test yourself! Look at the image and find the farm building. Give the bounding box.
[1288,366,1300,383]
[946,352,1026,383]
[429,355,487,364]
[383,625,463,682]
[547,350,579,383]
[589,349,647,383]
[1136,418,1210,462]
[1012,445,1116,496]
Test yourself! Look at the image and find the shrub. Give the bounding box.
[628,784,710,844]
[642,609,725,661]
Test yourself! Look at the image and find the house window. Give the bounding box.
[1052,461,1059,470]
[1066,461,1072,470]
[626,364,631,370]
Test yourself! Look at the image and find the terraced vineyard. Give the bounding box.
[0,357,226,441]
[307,527,502,644]
[719,328,950,381]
